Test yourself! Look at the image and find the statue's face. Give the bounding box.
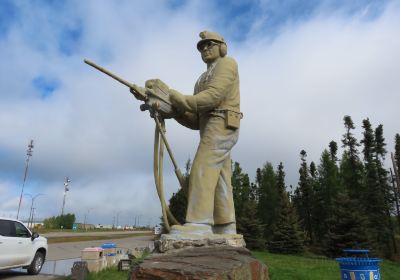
[199,41,221,63]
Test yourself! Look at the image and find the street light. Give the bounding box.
[61,177,70,216]
[24,193,44,229]
[17,140,34,219]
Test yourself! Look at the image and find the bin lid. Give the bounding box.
[102,242,117,248]
[343,249,369,253]
[82,247,103,252]
[336,257,381,266]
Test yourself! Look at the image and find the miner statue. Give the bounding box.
[85,31,243,241]
[143,31,242,237]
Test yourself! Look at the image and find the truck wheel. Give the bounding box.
[27,251,45,275]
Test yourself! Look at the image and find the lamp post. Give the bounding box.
[61,177,70,216]
[17,140,34,219]
[24,193,44,229]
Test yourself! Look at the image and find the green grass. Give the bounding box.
[253,251,400,280]
[62,267,128,280]
[61,250,400,280]
[86,267,129,280]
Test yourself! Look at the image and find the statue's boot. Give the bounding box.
[212,223,237,234]
[170,223,213,235]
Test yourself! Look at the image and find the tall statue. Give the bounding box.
[148,31,242,235]
[84,31,242,238]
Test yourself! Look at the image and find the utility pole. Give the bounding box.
[31,207,35,227]
[83,208,94,231]
[116,211,121,229]
[25,193,44,229]
[17,140,34,219]
[61,177,71,216]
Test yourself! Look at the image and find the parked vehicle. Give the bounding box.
[0,217,48,275]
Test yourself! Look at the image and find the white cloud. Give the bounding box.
[1,1,399,224]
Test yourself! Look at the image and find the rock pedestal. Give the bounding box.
[129,246,269,280]
[155,233,246,253]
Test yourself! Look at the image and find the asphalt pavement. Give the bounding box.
[47,234,154,260]
[0,232,154,279]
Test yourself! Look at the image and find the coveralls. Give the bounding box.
[171,55,240,226]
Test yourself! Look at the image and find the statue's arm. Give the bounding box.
[169,58,237,113]
[174,111,200,130]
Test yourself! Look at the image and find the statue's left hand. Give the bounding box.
[145,79,169,90]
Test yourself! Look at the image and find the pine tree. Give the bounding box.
[232,161,250,215]
[168,159,190,224]
[236,200,265,249]
[268,193,304,254]
[394,134,400,232]
[360,119,383,253]
[329,141,338,162]
[341,115,364,200]
[269,163,304,254]
[294,150,314,244]
[257,162,279,241]
[395,134,400,172]
[324,191,369,257]
[232,162,265,249]
[313,149,341,248]
[374,124,396,256]
[333,116,370,253]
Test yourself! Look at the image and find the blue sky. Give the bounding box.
[0,0,399,226]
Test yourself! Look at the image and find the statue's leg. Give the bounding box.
[213,154,236,228]
[185,142,221,225]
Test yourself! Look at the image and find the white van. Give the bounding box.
[0,217,48,275]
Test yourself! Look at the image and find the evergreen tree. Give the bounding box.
[395,134,400,172]
[276,162,286,196]
[334,116,370,253]
[324,191,369,257]
[257,162,279,241]
[374,124,396,256]
[313,149,341,248]
[361,119,394,256]
[268,192,304,254]
[269,163,304,254]
[168,159,190,224]
[329,141,338,162]
[232,162,265,249]
[341,115,364,200]
[236,200,265,249]
[360,119,383,253]
[232,161,251,215]
[394,133,400,231]
[295,150,314,244]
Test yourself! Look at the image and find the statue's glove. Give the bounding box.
[145,79,169,91]
[169,89,197,113]
[130,84,147,101]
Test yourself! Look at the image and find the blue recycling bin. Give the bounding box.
[336,249,381,280]
[101,242,117,256]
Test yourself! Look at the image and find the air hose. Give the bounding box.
[153,114,185,232]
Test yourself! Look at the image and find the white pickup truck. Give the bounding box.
[0,217,48,275]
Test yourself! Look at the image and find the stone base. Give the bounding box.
[155,233,246,253]
[129,246,269,280]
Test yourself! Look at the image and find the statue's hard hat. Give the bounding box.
[197,31,226,50]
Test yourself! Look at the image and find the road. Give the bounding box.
[46,234,154,260]
[0,233,154,279]
[41,230,151,238]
